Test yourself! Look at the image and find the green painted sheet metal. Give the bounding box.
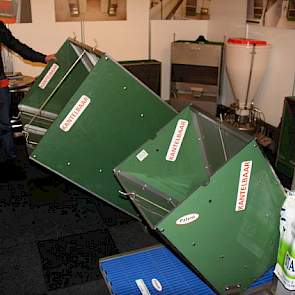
[116,107,210,206]
[19,39,94,115]
[276,96,295,179]
[19,38,103,151]
[30,54,176,218]
[115,106,285,293]
[115,107,253,227]
[156,142,284,294]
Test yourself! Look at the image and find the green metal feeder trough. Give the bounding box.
[19,38,103,153]
[114,106,285,294]
[27,40,175,219]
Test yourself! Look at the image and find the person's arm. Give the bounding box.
[0,21,52,64]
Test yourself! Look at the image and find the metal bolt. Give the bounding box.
[99,169,103,173]
[192,242,196,246]
[32,154,36,158]
[140,113,144,118]
[123,86,127,90]
[105,56,108,60]
[67,162,71,166]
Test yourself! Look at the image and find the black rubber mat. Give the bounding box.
[38,229,118,290]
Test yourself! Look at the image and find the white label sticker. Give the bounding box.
[235,161,253,211]
[151,278,163,292]
[136,150,149,162]
[59,95,90,132]
[135,279,151,295]
[176,213,199,225]
[38,63,59,89]
[166,119,188,162]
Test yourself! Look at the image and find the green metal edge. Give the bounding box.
[20,39,90,114]
[115,107,210,204]
[30,54,176,219]
[156,140,285,294]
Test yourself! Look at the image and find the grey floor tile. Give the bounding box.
[109,221,159,253]
[0,243,47,295]
[32,198,105,241]
[47,279,109,295]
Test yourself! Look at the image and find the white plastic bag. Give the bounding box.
[274,190,295,290]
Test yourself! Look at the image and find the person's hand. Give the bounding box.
[45,54,57,63]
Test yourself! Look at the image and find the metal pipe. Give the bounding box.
[292,167,295,191]
[131,194,171,213]
[148,6,151,60]
[218,127,228,162]
[27,50,86,128]
[80,20,85,43]
[292,71,295,96]
[245,44,256,110]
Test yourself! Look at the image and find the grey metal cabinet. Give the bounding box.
[170,40,223,115]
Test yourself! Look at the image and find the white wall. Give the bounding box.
[7,0,151,75]
[207,0,247,106]
[84,0,150,60]
[246,25,295,127]
[8,0,82,76]
[6,0,208,103]
[5,0,294,126]
[207,0,247,42]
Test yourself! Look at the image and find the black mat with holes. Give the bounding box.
[38,229,118,291]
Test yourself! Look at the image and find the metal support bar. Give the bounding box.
[245,44,256,110]
[219,127,228,162]
[26,50,86,128]
[292,167,295,191]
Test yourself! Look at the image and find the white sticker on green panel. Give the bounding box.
[136,150,149,162]
[176,213,199,225]
[235,161,252,211]
[166,119,188,162]
[38,63,59,89]
[60,95,90,132]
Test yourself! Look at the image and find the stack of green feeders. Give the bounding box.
[115,106,285,294]
[19,38,102,153]
[25,37,285,293]
[27,40,175,218]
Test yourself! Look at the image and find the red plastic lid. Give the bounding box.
[228,38,267,46]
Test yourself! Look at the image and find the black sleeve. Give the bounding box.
[0,21,46,63]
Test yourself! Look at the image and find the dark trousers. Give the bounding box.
[0,87,16,161]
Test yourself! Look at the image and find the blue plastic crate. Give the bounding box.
[100,245,274,295]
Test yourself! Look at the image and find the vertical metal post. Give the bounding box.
[80,20,85,43]
[292,167,295,191]
[245,44,256,110]
[148,3,151,60]
[292,71,295,96]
